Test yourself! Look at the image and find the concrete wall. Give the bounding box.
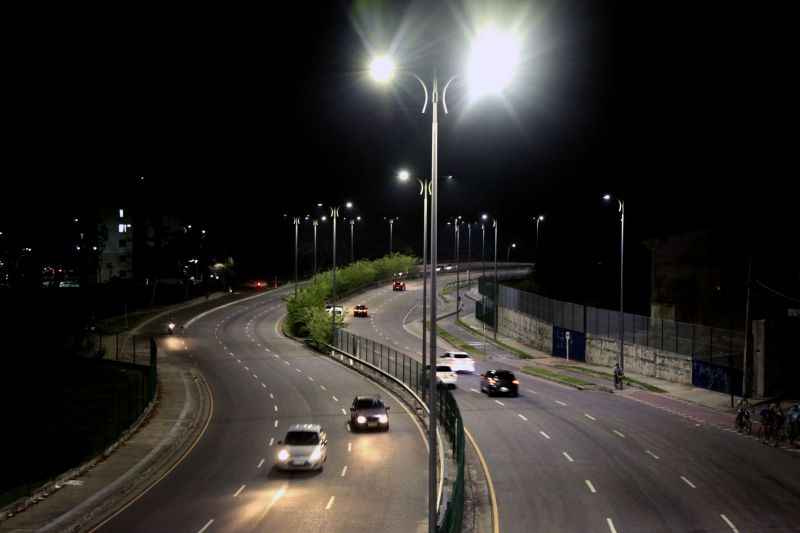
[498,306,692,385]
[498,307,551,353]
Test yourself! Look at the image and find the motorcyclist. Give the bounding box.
[167,318,176,334]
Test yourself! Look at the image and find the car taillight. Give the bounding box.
[512,380,520,384]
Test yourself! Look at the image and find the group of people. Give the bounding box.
[737,397,800,445]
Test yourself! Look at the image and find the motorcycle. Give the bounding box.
[168,320,176,335]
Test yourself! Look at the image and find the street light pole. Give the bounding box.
[493,217,498,341]
[387,217,398,255]
[312,219,319,280]
[481,222,486,277]
[329,203,352,344]
[604,194,625,370]
[467,222,472,284]
[506,242,516,262]
[535,215,544,254]
[350,219,355,263]
[293,217,300,297]
[455,218,461,320]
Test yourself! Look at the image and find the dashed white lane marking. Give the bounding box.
[341,408,347,415]
[555,400,567,406]
[198,519,214,533]
[236,359,242,364]
[606,518,617,533]
[274,420,279,428]
[518,414,528,421]
[274,406,278,412]
[495,400,505,406]
[646,450,660,459]
[332,396,339,402]
[540,431,550,439]
[585,480,597,493]
[612,430,625,438]
[563,452,574,462]
[269,393,274,399]
[269,438,274,446]
[526,389,538,395]
[257,459,265,468]
[296,368,302,373]
[320,385,327,391]
[284,361,290,365]
[325,496,335,510]
[308,376,315,381]
[720,514,739,532]
[262,383,267,388]
[348,442,352,452]
[681,476,696,488]
[471,388,480,394]
[340,466,348,477]
[234,485,246,497]
[244,366,249,371]
[584,413,596,421]
[253,374,258,379]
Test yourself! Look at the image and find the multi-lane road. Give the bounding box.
[100,277,800,532]
[343,276,800,532]
[99,287,427,533]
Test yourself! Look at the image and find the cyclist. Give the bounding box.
[735,397,752,432]
[613,363,624,389]
[788,404,799,444]
[759,404,776,444]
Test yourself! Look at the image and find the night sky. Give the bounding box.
[3,1,795,292]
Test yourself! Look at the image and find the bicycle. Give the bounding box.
[614,373,624,390]
[735,409,753,435]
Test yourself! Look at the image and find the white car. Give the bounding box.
[426,364,457,389]
[438,351,475,373]
[276,424,327,471]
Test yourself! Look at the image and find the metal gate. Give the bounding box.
[552,327,585,361]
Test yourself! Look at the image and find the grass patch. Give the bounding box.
[522,366,595,387]
[554,364,667,393]
[454,319,533,359]
[435,326,483,356]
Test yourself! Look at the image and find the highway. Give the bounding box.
[342,275,800,532]
[99,286,427,533]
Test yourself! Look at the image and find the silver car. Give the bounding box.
[276,424,328,470]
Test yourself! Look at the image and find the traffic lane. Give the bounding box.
[460,375,800,531]
[101,293,426,533]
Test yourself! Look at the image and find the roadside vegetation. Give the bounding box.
[284,254,419,347]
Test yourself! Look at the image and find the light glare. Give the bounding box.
[468,29,519,99]
[370,56,394,82]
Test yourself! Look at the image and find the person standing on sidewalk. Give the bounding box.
[613,363,624,389]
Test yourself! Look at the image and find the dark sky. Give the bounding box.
[3,1,795,283]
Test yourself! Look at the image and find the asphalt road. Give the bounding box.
[99,287,427,533]
[343,277,800,533]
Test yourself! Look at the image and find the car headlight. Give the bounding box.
[310,447,322,461]
[378,414,388,423]
[278,449,289,461]
[356,415,366,424]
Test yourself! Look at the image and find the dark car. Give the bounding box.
[479,369,519,397]
[349,395,390,431]
[392,280,406,291]
[354,304,369,317]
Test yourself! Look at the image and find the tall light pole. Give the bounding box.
[484,215,498,341]
[467,222,473,284]
[292,216,300,297]
[370,27,519,530]
[349,217,361,264]
[400,170,430,400]
[481,220,486,277]
[454,217,462,320]
[604,194,625,370]
[506,242,516,262]
[312,218,319,279]
[535,215,544,253]
[330,202,352,344]
[386,217,398,255]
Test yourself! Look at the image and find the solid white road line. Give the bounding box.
[720,514,739,532]
[233,485,246,497]
[646,450,660,459]
[563,452,574,462]
[681,476,696,488]
[585,480,597,493]
[198,519,214,533]
[325,496,335,510]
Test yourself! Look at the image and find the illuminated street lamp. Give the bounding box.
[604,193,625,370]
[385,217,399,254]
[506,242,516,262]
[399,170,431,397]
[370,27,519,531]
[330,202,353,343]
[534,215,544,252]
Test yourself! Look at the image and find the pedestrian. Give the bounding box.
[613,363,624,389]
